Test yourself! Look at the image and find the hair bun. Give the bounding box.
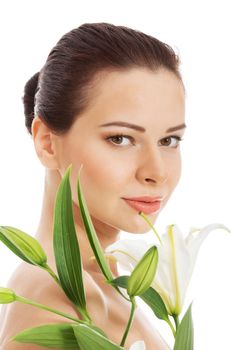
[23,72,40,134]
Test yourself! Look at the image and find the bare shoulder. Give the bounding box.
[0,264,170,350]
[0,263,108,350]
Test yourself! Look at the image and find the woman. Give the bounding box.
[0,22,186,349]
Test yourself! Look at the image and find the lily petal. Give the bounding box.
[185,223,230,262]
[155,225,190,314]
[129,340,146,350]
[182,223,231,298]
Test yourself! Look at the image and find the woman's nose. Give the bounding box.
[136,147,169,184]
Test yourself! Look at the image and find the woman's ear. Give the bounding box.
[31,116,60,169]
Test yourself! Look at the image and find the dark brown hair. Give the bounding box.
[23,22,184,136]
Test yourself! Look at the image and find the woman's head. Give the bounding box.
[23,22,184,136]
[24,23,186,234]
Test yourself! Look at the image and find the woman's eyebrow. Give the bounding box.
[99,121,186,133]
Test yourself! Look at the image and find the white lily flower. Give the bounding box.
[105,223,230,316]
[129,340,146,350]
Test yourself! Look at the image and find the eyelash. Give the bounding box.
[105,134,183,149]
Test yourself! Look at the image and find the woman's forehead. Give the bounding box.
[82,68,184,117]
[79,68,185,127]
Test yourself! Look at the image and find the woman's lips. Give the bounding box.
[123,199,161,215]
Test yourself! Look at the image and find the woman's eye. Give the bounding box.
[159,136,183,148]
[106,134,134,146]
[105,134,183,148]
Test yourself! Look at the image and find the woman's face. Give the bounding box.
[54,67,186,234]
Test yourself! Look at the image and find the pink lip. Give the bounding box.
[123,196,163,203]
[123,199,162,215]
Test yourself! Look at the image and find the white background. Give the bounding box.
[0,1,233,349]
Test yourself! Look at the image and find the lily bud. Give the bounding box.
[0,287,16,304]
[0,226,47,266]
[127,245,158,297]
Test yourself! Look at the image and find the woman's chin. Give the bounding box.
[122,212,160,234]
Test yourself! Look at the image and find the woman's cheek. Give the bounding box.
[170,155,182,188]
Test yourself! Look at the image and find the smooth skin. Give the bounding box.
[0,67,185,349]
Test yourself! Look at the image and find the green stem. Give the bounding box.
[166,317,176,338]
[172,313,180,332]
[15,295,89,325]
[107,280,131,302]
[120,297,137,347]
[76,306,92,323]
[42,264,61,287]
[139,212,162,245]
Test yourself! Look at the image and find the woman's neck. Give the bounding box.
[34,168,120,277]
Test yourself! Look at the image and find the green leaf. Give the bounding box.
[140,286,170,322]
[0,287,16,304]
[53,164,88,319]
[109,275,170,322]
[127,246,158,297]
[173,303,194,350]
[76,165,113,282]
[12,323,79,349]
[0,226,47,266]
[72,324,124,350]
[87,325,108,338]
